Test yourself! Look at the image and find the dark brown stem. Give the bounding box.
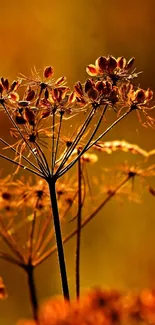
[48,179,70,300]
[76,149,82,298]
[51,111,56,174]
[25,263,38,321]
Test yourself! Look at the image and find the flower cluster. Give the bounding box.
[86,55,136,81]
[17,288,155,325]
[0,55,154,181]
[0,175,81,267]
[0,56,154,323]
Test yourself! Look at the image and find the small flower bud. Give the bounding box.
[85,79,94,93]
[55,76,66,86]
[43,66,54,79]
[26,90,35,101]
[95,56,107,72]
[134,89,146,103]
[126,57,135,70]
[86,64,98,76]
[117,57,126,69]
[107,56,117,72]
[87,87,98,100]
[74,82,84,97]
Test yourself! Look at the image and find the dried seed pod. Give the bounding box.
[10,81,18,92]
[107,56,117,72]
[134,89,146,103]
[86,64,98,76]
[41,109,51,119]
[87,87,98,100]
[74,81,84,97]
[43,66,54,79]
[52,88,62,103]
[1,78,9,90]
[76,97,87,106]
[26,89,35,101]
[126,57,135,70]
[117,57,126,69]
[68,91,76,104]
[58,86,69,93]
[9,92,19,102]
[95,81,105,93]
[95,56,107,71]
[0,83,3,94]
[25,107,35,125]
[85,79,94,93]
[105,81,112,94]
[55,76,66,86]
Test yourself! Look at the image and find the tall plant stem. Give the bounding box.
[51,111,56,174]
[76,150,82,298]
[48,179,70,300]
[25,263,38,321]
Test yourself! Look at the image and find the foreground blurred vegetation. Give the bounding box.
[0,0,155,324]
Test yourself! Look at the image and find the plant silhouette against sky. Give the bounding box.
[0,55,154,323]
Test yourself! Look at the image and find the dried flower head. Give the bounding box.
[86,55,137,83]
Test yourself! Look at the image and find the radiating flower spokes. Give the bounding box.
[0,140,152,267]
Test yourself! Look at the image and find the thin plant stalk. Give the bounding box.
[51,111,56,174]
[0,252,24,267]
[76,149,82,298]
[53,112,63,167]
[48,179,70,300]
[55,106,96,172]
[0,138,43,174]
[25,263,38,321]
[0,153,44,178]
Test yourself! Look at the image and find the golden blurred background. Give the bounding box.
[0,0,155,324]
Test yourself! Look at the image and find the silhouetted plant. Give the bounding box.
[0,55,154,323]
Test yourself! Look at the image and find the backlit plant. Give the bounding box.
[0,55,155,324]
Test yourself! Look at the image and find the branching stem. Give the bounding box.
[35,175,131,266]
